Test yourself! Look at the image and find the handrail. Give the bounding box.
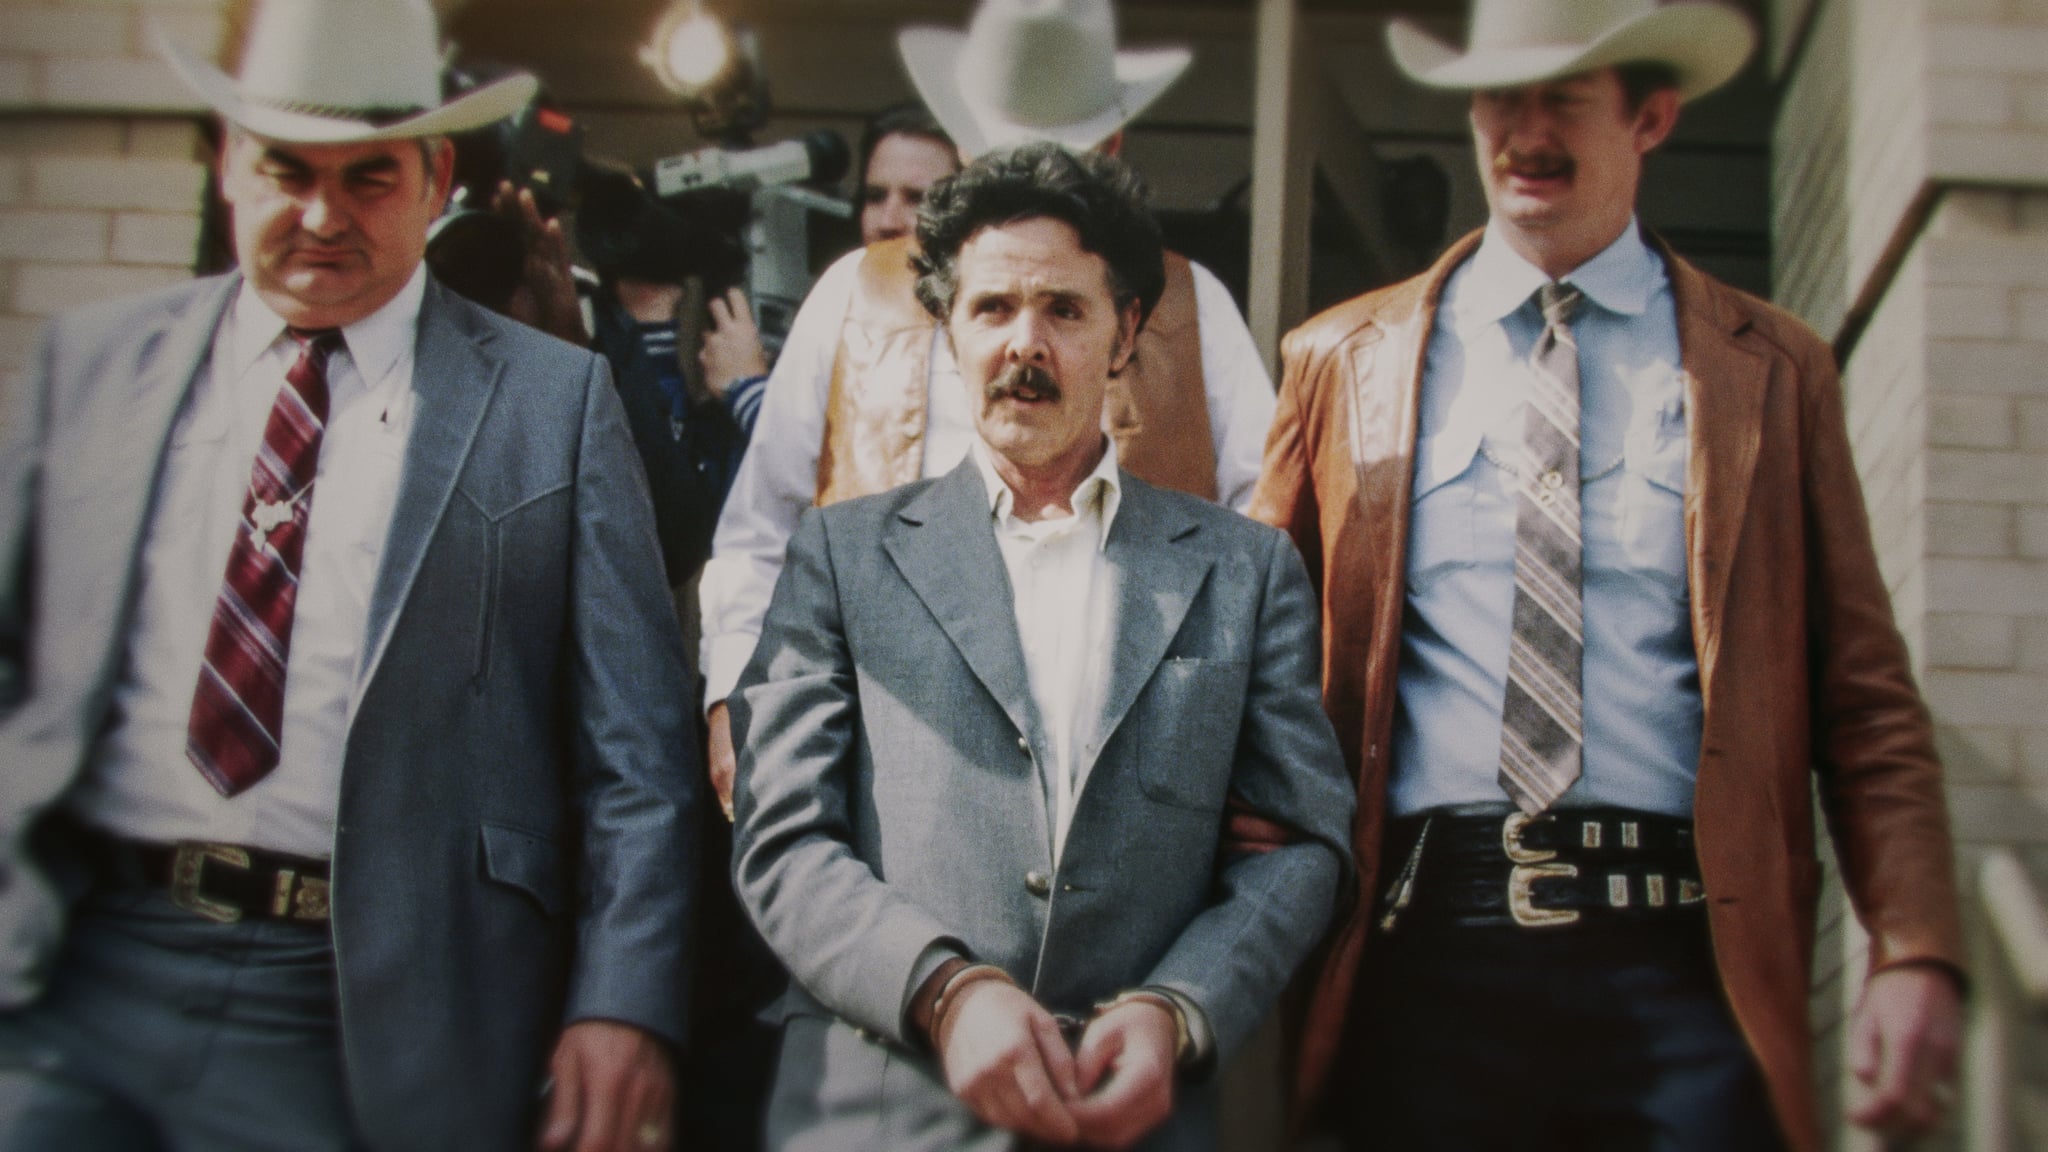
[1965,849,2048,1152]
[1981,850,2048,1010]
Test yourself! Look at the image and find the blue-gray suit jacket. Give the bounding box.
[0,273,699,1150]
[730,460,1354,1151]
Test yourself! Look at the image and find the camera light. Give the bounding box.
[644,2,732,94]
[667,13,729,87]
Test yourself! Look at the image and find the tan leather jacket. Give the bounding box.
[1252,231,1965,1151]
[816,237,1217,505]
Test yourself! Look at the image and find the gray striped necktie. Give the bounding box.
[1498,282,1585,815]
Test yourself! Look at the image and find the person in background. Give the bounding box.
[853,102,962,246]
[703,103,963,434]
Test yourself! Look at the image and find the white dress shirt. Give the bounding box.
[698,248,1274,710]
[969,437,1121,864]
[71,270,424,855]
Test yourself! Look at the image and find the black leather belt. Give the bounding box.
[1376,808,1705,932]
[77,825,331,924]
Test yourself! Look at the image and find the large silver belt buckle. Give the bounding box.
[168,842,250,923]
[1502,813,1580,928]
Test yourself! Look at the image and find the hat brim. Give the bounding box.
[160,37,536,143]
[898,26,1191,159]
[1387,3,1755,103]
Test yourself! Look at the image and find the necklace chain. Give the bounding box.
[1476,439,1624,485]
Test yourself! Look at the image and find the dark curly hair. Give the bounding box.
[911,143,1165,328]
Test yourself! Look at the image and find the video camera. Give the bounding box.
[426,58,852,357]
[604,129,852,358]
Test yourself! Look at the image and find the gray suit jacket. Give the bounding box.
[730,461,1353,1151]
[0,274,699,1151]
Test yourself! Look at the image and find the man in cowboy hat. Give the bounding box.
[728,143,1351,1152]
[1253,1,1965,1148]
[0,1,698,1149]
[696,0,1279,818]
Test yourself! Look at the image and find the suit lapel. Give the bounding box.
[76,277,239,725]
[98,276,238,572]
[1662,247,1766,682]
[882,463,1037,742]
[354,280,503,698]
[1093,479,1211,756]
[1349,233,1476,603]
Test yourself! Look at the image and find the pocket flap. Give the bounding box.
[1413,423,1484,501]
[1624,402,1688,497]
[479,822,565,917]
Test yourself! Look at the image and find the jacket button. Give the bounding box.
[1024,870,1051,897]
[1017,735,1029,752]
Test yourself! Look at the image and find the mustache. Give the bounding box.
[1495,149,1574,180]
[985,364,1061,404]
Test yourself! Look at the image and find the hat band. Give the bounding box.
[243,94,431,127]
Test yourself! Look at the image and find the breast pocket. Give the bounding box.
[1136,658,1247,812]
[1405,434,1485,594]
[311,432,408,612]
[1611,428,1689,600]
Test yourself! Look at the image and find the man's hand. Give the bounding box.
[537,1020,675,1152]
[937,977,1083,1145]
[1067,999,1178,1150]
[493,182,587,346]
[699,287,768,400]
[1847,963,1962,1140]
[707,701,736,821]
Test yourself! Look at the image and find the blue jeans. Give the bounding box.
[0,887,357,1151]
[1338,919,1784,1152]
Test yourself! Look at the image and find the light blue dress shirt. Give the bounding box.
[1391,220,1703,818]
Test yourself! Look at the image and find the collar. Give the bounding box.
[1449,216,1665,330]
[229,264,428,384]
[970,434,1124,551]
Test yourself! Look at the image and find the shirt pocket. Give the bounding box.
[1612,424,1689,600]
[1404,428,1484,594]
[322,434,408,559]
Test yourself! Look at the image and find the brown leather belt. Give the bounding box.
[78,826,331,924]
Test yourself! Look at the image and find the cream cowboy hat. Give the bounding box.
[898,0,1192,159]
[1388,0,1755,103]
[158,0,536,144]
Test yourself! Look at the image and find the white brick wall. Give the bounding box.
[29,154,207,212]
[109,209,197,264]
[0,207,111,262]
[1777,2,2048,1147]
[0,0,225,423]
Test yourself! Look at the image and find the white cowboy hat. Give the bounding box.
[898,0,1192,159]
[1388,0,1755,103]
[157,0,536,144]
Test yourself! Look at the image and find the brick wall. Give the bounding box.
[1923,188,2048,837]
[0,0,224,404]
[1772,0,2048,1147]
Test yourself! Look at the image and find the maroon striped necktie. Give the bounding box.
[186,327,342,797]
